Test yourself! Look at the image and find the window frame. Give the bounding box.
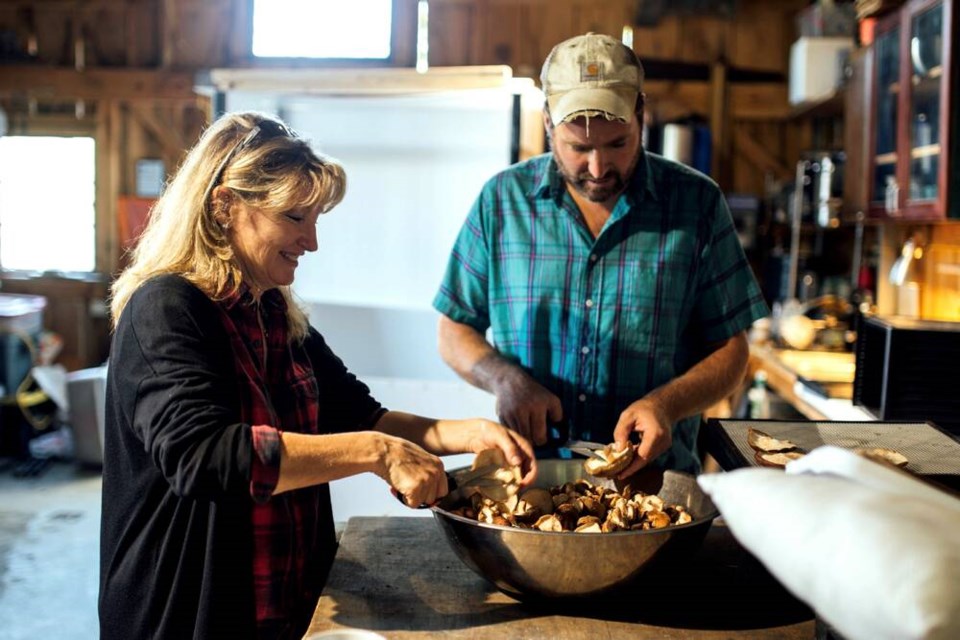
[237,0,418,68]
[0,117,111,279]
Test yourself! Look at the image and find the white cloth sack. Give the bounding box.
[697,446,960,640]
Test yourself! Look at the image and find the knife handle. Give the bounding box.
[544,418,570,448]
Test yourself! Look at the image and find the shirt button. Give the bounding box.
[578,394,587,402]
[581,346,590,354]
[585,299,594,308]
[589,254,598,262]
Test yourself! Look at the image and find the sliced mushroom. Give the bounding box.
[472,447,507,470]
[575,521,602,533]
[579,495,606,520]
[604,505,628,531]
[534,514,563,532]
[519,487,554,515]
[634,494,665,513]
[747,427,803,453]
[646,511,672,529]
[493,466,522,486]
[461,448,523,502]
[554,503,580,530]
[755,450,806,468]
[474,480,516,503]
[576,515,600,528]
[478,505,498,524]
[854,447,909,468]
[552,492,572,509]
[583,443,635,478]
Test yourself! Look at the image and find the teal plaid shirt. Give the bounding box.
[434,151,768,473]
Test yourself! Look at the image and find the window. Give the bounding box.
[0,136,96,272]
[252,0,393,59]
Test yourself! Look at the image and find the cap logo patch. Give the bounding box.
[580,60,603,82]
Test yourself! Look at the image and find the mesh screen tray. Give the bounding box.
[704,419,960,493]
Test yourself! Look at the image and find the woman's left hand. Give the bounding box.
[460,419,538,486]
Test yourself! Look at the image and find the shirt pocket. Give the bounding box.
[284,370,320,434]
[290,373,319,399]
[619,239,696,352]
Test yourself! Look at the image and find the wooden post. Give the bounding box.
[710,60,729,187]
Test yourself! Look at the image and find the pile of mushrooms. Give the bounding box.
[446,451,693,533]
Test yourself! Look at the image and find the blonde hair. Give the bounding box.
[110,111,346,341]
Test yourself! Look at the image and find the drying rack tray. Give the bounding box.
[704,419,960,491]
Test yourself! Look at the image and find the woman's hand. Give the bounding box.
[374,433,449,508]
[458,419,538,486]
[370,411,538,498]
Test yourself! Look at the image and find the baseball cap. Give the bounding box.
[540,33,644,125]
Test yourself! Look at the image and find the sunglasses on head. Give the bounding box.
[203,119,295,211]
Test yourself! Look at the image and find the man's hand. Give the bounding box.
[612,398,673,477]
[491,368,563,446]
[436,315,562,446]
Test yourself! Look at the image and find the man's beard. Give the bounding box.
[554,148,641,204]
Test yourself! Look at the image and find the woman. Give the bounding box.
[99,112,537,640]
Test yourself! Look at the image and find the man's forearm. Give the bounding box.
[437,315,524,393]
[644,332,749,424]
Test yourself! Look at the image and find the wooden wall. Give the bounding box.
[0,0,814,369]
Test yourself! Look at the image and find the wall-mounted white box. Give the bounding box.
[789,36,853,105]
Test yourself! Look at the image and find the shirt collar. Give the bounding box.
[626,150,661,206]
[220,283,287,312]
[532,154,562,202]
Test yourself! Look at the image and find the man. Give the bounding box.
[433,33,768,475]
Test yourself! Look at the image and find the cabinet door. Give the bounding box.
[868,15,902,217]
[900,0,949,218]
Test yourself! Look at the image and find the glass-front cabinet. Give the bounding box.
[868,0,956,220]
[869,20,901,215]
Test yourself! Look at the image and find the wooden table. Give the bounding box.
[305,517,815,639]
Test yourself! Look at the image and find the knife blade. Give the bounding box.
[395,463,502,509]
[450,463,502,487]
[561,439,608,459]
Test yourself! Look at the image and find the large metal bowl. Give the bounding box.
[430,459,719,599]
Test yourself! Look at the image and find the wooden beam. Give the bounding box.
[638,79,793,123]
[733,128,792,181]
[643,80,710,120]
[107,100,124,271]
[95,103,115,275]
[729,83,791,121]
[710,61,729,185]
[208,65,516,94]
[126,104,188,166]
[161,0,178,69]
[0,66,197,101]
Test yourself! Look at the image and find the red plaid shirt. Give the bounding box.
[217,288,375,638]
